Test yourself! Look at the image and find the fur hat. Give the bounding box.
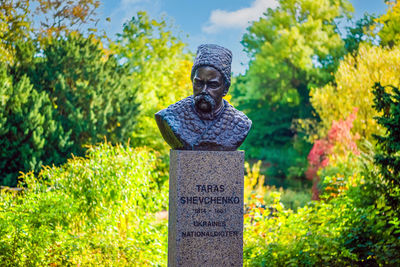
[191,44,232,94]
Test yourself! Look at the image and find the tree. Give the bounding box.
[112,12,192,152]
[343,13,376,56]
[27,34,139,156]
[0,64,68,186]
[33,0,103,39]
[0,0,133,186]
[373,82,400,214]
[0,0,105,65]
[239,0,353,105]
[232,0,353,180]
[0,0,31,64]
[310,43,400,144]
[370,82,400,264]
[376,1,400,48]
[0,33,139,186]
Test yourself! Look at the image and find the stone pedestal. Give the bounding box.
[168,150,244,267]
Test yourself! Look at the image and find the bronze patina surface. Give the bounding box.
[155,44,251,151]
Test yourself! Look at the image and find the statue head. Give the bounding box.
[155,43,251,151]
[191,44,232,114]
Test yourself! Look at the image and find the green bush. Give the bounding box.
[279,188,311,211]
[0,143,168,266]
[244,145,400,266]
[0,64,68,186]
[244,186,369,266]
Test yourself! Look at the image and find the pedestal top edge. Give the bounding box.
[170,149,244,155]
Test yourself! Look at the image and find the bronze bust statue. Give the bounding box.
[155,44,251,151]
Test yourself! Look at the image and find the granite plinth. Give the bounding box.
[168,150,244,267]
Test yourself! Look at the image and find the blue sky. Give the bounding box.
[97,0,389,74]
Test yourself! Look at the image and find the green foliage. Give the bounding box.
[310,44,400,144]
[0,0,139,186]
[232,0,353,180]
[243,150,400,266]
[112,12,192,152]
[244,160,310,211]
[28,34,138,153]
[0,64,68,186]
[244,190,358,266]
[303,10,400,263]
[373,82,400,217]
[376,1,400,48]
[0,33,139,186]
[240,0,352,103]
[233,81,312,182]
[342,13,376,56]
[279,188,311,211]
[0,0,31,64]
[315,142,400,265]
[243,77,400,265]
[372,83,400,265]
[0,143,168,266]
[0,0,106,64]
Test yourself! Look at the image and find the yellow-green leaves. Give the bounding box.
[0,143,168,265]
[113,12,192,152]
[233,0,353,178]
[0,0,31,64]
[376,1,400,48]
[241,0,353,103]
[311,43,400,143]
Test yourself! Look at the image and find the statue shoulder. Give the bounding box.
[214,102,251,149]
[154,96,195,149]
[155,96,193,121]
[223,102,252,132]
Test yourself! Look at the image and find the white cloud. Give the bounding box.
[202,0,278,34]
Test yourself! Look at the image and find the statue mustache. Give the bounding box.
[194,93,216,110]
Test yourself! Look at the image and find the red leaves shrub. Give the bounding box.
[306,108,360,199]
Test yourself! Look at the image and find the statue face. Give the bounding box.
[193,66,225,113]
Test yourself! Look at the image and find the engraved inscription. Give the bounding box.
[193,221,226,227]
[180,196,239,205]
[168,150,244,266]
[196,184,225,192]
[182,231,239,238]
[179,183,241,239]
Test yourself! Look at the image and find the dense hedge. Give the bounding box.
[0,143,168,266]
